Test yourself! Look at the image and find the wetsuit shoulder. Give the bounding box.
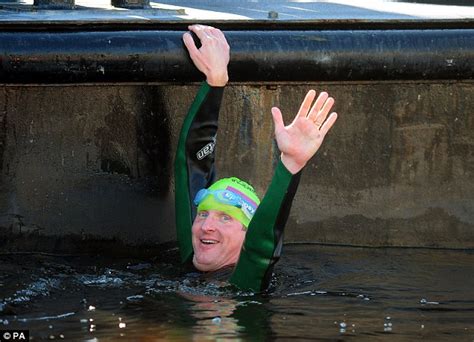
[230,160,301,292]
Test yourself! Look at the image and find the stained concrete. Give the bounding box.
[0,81,473,253]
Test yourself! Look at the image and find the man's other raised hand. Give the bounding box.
[272,90,338,174]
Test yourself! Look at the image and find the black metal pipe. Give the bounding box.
[0,29,473,83]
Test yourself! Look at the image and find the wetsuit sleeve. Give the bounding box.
[230,160,301,292]
[175,82,224,263]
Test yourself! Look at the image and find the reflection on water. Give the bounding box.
[1,245,473,340]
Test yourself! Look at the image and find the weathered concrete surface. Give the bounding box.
[1,81,473,253]
[0,85,175,247]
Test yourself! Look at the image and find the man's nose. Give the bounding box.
[201,216,216,232]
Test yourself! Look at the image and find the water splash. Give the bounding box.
[420,298,440,305]
[384,316,393,332]
[1,277,61,307]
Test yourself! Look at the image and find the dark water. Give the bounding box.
[1,245,473,341]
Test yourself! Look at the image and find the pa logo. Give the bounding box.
[1,330,28,341]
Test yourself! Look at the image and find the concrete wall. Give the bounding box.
[1,81,473,253]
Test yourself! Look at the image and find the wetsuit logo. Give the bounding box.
[196,137,216,160]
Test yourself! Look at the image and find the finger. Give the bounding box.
[320,112,338,136]
[191,24,212,31]
[183,32,200,56]
[211,28,230,50]
[188,24,209,41]
[203,27,216,39]
[212,28,226,41]
[183,32,208,70]
[296,90,316,119]
[307,91,328,120]
[199,26,219,42]
[314,97,335,127]
[271,107,285,132]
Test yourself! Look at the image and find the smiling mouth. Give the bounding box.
[201,239,218,245]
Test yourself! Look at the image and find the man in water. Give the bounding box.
[175,25,338,292]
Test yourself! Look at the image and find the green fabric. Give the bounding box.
[197,177,261,228]
[230,160,293,292]
[175,82,211,263]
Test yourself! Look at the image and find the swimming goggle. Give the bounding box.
[193,189,257,220]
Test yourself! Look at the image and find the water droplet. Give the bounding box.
[340,322,347,328]
[119,322,126,329]
[88,305,96,311]
[420,298,427,304]
[212,317,221,324]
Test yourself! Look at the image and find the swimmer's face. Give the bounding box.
[191,209,246,272]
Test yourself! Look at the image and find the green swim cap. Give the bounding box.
[195,177,260,228]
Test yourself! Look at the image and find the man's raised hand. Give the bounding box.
[183,25,230,87]
[271,90,338,174]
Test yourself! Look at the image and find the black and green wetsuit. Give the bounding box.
[175,82,301,293]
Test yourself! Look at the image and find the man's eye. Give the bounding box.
[197,211,209,218]
[220,214,232,222]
